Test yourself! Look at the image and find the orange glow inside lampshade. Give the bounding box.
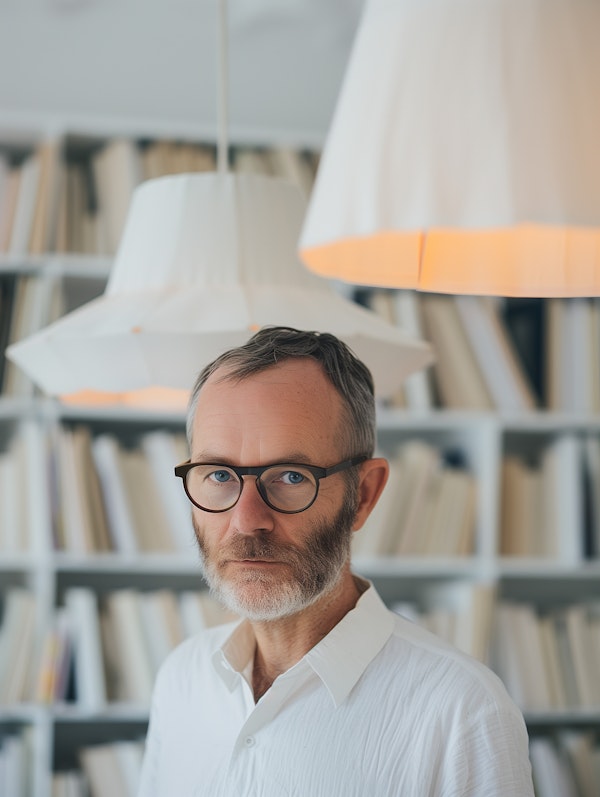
[301,225,600,298]
[58,386,190,412]
[299,0,600,298]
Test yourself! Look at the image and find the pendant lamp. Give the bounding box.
[299,0,600,298]
[6,0,433,407]
[6,171,433,404]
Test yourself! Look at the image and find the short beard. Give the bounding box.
[193,482,359,622]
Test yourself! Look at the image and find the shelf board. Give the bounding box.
[0,253,112,279]
[52,552,201,575]
[51,703,149,723]
[353,555,482,579]
[498,559,600,579]
[524,707,600,729]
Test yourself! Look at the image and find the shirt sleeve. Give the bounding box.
[441,701,535,797]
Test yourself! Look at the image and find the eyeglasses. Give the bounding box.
[174,456,367,514]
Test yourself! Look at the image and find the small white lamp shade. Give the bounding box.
[299,0,600,297]
[7,172,433,404]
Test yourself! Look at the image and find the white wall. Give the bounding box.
[0,0,363,146]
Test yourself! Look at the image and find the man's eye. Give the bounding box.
[280,470,305,485]
[209,470,233,483]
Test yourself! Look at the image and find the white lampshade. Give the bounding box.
[300,0,600,297]
[7,172,433,404]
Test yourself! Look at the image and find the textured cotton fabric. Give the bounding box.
[138,583,534,797]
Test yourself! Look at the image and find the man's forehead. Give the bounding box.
[191,359,344,455]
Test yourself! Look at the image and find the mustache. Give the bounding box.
[219,535,300,562]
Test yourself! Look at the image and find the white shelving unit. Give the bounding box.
[1,130,600,793]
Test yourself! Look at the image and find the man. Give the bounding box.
[138,326,534,796]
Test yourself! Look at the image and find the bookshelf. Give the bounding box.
[1,132,600,797]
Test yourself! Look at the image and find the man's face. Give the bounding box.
[189,358,358,621]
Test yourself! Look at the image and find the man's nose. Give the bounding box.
[228,476,276,535]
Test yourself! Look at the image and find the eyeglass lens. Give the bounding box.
[185,464,319,512]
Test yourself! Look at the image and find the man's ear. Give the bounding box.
[352,457,389,531]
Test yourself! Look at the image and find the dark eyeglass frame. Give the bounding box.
[174,455,368,514]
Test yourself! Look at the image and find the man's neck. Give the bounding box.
[250,570,364,702]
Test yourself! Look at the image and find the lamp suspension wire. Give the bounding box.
[216,0,229,173]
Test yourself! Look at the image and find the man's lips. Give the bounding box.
[229,558,282,564]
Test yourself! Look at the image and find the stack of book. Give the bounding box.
[34,587,236,708]
[500,434,600,561]
[354,440,477,558]
[0,137,319,258]
[530,733,600,797]
[365,289,600,413]
[51,426,192,555]
[492,600,600,712]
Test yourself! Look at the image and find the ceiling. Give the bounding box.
[0,0,364,147]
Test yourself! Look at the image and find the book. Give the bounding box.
[553,610,581,708]
[79,744,131,797]
[0,438,25,553]
[7,151,41,255]
[563,604,599,707]
[35,607,71,703]
[529,737,579,797]
[392,291,434,411]
[54,425,97,554]
[267,147,316,197]
[429,581,494,662]
[64,587,107,711]
[92,138,141,254]
[140,430,195,553]
[540,435,584,564]
[364,290,406,408]
[499,456,541,556]
[354,452,408,556]
[28,139,64,254]
[423,466,476,557]
[139,589,184,677]
[233,147,273,175]
[104,589,154,704]
[51,770,87,797]
[72,426,113,552]
[455,295,537,412]
[2,274,48,396]
[91,435,139,554]
[538,615,567,709]
[561,299,596,413]
[491,601,550,709]
[0,587,36,704]
[394,441,442,555]
[560,731,600,797]
[584,435,600,557]
[0,160,20,252]
[590,299,600,412]
[420,294,493,409]
[118,446,176,552]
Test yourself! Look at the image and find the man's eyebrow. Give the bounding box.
[190,451,315,465]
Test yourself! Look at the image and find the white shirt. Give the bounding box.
[138,583,534,797]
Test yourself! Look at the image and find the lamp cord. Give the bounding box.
[217,0,229,173]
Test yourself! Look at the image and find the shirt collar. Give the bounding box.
[212,619,256,692]
[212,582,394,706]
[304,581,394,706]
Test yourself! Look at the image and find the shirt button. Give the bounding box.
[245,736,256,748]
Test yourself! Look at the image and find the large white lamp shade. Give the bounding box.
[7,173,433,404]
[300,0,600,297]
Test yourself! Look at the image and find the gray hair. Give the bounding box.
[186,326,376,460]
